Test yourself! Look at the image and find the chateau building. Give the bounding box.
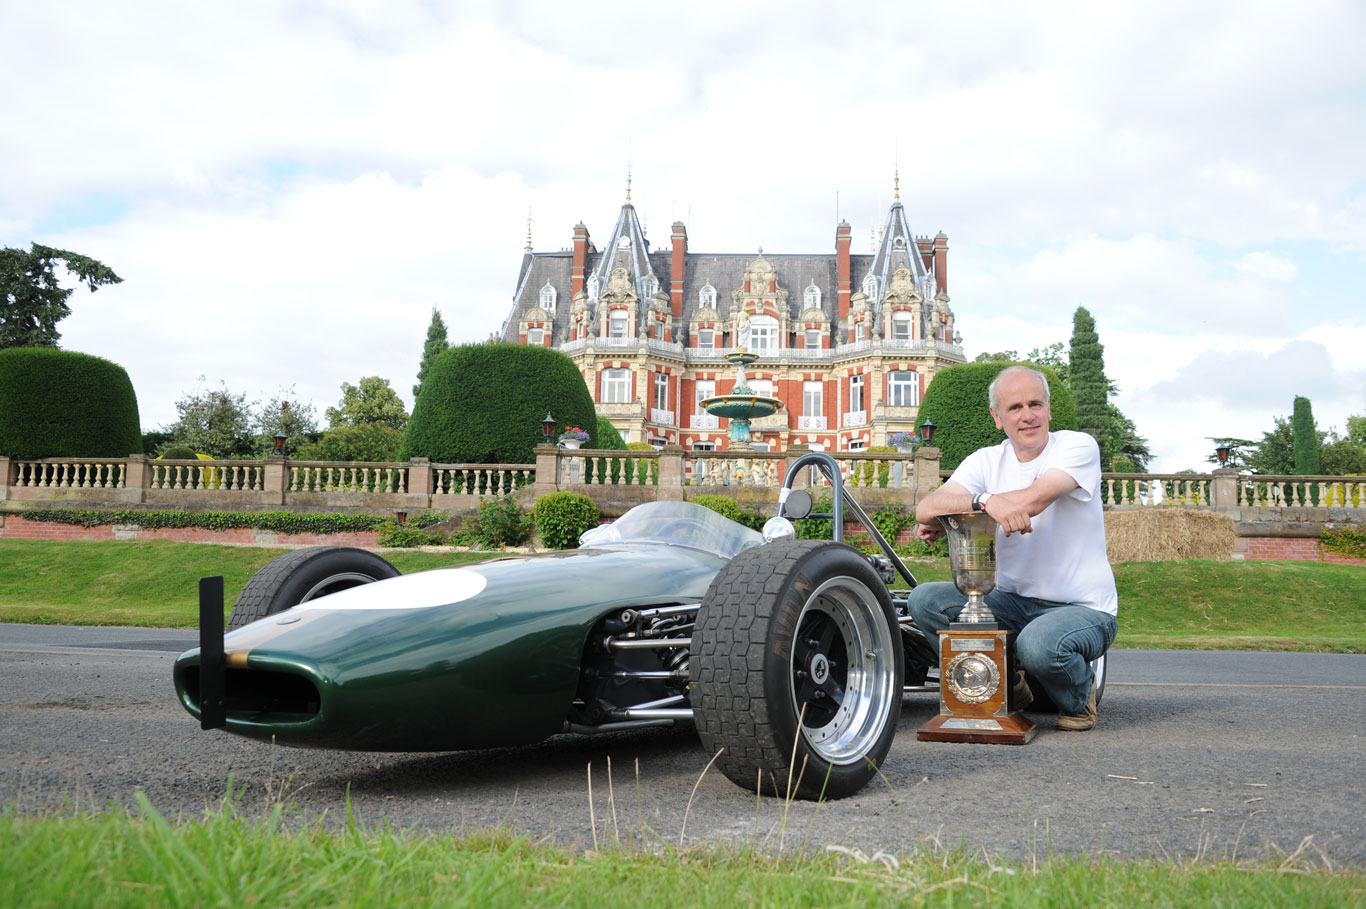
[498,186,966,451]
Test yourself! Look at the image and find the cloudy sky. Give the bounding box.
[3,1,1362,471]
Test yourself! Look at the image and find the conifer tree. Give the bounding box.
[1292,395,1322,475]
[1068,306,1112,466]
[413,306,450,401]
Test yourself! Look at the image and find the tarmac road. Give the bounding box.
[2,623,1362,865]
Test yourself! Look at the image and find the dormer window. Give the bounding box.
[642,274,659,297]
[587,274,600,301]
[699,284,717,308]
[539,282,557,312]
[804,282,821,308]
[608,310,628,340]
[862,274,878,303]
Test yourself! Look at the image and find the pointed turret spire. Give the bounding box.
[525,206,533,251]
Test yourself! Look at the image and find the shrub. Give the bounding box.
[795,494,834,540]
[533,492,599,549]
[595,416,627,450]
[690,494,744,524]
[157,445,199,461]
[917,361,1077,471]
[0,347,141,458]
[377,519,445,548]
[474,497,532,548]
[1321,524,1366,560]
[296,423,405,462]
[400,344,596,465]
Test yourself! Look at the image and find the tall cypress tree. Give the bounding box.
[413,306,450,401]
[1068,306,1112,466]
[1292,395,1322,475]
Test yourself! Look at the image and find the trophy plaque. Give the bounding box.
[917,512,1036,745]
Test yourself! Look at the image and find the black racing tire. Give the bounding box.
[690,541,903,801]
[1025,653,1108,712]
[228,546,400,629]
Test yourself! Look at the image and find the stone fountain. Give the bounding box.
[698,348,784,450]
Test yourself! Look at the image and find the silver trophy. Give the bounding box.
[937,512,999,626]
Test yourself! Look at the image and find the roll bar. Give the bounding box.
[776,451,918,589]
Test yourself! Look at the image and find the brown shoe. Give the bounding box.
[1011,670,1033,712]
[1057,680,1097,731]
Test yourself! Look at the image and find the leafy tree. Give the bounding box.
[413,306,450,401]
[296,423,405,462]
[325,376,408,430]
[162,379,256,458]
[1068,307,1111,465]
[1106,403,1152,472]
[1,244,123,349]
[1321,413,1366,476]
[251,389,320,457]
[1292,395,1322,475]
[973,349,1019,364]
[1248,417,1296,475]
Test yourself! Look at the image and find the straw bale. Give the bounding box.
[1104,508,1237,562]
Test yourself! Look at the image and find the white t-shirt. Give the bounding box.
[948,430,1118,616]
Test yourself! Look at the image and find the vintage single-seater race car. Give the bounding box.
[174,452,1105,800]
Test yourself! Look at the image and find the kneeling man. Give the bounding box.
[908,366,1117,730]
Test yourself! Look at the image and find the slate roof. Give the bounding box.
[499,199,947,346]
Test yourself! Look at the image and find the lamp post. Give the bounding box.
[541,412,557,444]
[1215,445,1231,468]
[919,419,937,445]
[273,433,286,455]
[395,508,408,526]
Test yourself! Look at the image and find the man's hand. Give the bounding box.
[983,491,1033,536]
[915,521,944,543]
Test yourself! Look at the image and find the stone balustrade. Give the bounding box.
[2,453,1363,524]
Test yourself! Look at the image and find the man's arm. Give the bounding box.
[980,469,1080,535]
[914,469,1081,540]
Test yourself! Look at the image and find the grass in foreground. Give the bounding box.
[0,794,1359,909]
[0,540,1361,652]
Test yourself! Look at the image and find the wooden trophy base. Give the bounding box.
[916,625,1036,745]
[916,712,1036,745]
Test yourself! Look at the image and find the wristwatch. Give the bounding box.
[971,492,993,512]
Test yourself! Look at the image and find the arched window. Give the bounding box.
[587,274,600,301]
[539,281,557,312]
[698,284,717,308]
[862,274,878,303]
[747,315,779,353]
[804,282,821,308]
[642,275,659,297]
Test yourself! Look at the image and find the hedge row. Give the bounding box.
[16,508,387,535]
[0,348,141,458]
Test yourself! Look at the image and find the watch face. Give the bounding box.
[944,652,1001,704]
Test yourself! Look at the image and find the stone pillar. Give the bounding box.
[533,444,561,493]
[1211,468,1238,508]
[913,446,942,504]
[262,455,287,506]
[657,444,685,500]
[119,454,150,504]
[0,455,11,501]
[783,444,811,490]
[407,457,432,509]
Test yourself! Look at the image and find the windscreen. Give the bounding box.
[579,500,763,559]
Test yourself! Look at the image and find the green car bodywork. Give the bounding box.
[173,543,727,751]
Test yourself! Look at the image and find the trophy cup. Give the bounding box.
[916,512,1036,744]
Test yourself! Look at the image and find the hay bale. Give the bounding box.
[1104,509,1237,562]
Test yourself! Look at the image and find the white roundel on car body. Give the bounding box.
[293,568,488,611]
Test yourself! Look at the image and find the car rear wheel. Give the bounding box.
[690,541,902,801]
[228,546,399,629]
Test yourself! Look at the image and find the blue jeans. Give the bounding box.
[906,582,1118,714]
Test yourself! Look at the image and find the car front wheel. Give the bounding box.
[228,546,399,629]
[690,541,902,800]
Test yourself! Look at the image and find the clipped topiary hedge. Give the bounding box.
[0,347,141,458]
[594,416,627,450]
[532,491,598,550]
[917,362,1077,471]
[401,344,596,466]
